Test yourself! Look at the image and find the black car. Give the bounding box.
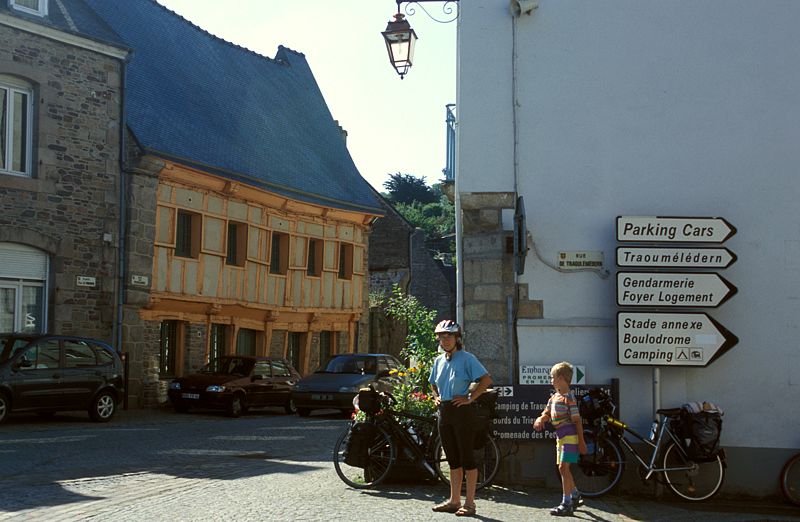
[0,333,124,424]
[167,355,300,417]
[291,353,401,416]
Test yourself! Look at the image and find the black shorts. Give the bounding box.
[438,400,478,470]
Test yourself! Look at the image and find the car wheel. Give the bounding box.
[228,394,245,418]
[284,399,297,415]
[0,393,9,424]
[89,391,116,422]
[297,407,311,417]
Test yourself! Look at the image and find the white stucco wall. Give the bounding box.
[458,0,800,450]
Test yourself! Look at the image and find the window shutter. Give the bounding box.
[0,243,47,279]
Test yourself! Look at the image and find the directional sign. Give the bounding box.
[617,272,737,308]
[617,311,738,367]
[616,247,737,269]
[617,216,736,243]
[520,365,585,385]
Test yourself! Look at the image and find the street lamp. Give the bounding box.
[382,13,417,79]
[381,0,458,79]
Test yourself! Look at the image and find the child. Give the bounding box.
[533,362,587,516]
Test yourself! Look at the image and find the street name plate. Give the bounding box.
[616,272,737,307]
[558,251,604,270]
[617,311,738,367]
[616,216,736,243]
[616,247,737,268]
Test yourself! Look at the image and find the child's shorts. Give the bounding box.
[555,423,580,464]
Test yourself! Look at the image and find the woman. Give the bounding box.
[429,320,493,517]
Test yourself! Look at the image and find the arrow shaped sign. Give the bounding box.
[617,311,738,367]
[617,272,738,308]
[616,247,737,269]
[616,216,736,243]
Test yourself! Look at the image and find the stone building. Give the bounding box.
[368,192,454,358]
[0,1,127,339]
[85,0,383,407]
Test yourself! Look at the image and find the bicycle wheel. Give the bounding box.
[333,422,396,488]
[433,435,500,491]
[780,453,800,506]
[662,441,724,501]
[574,430,624,497]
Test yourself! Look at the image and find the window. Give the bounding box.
[226,221,247,266]
[10,0,48,16]
[19,339,59,370]
[235,328,256,356]
[0,75,33,177]
[338,243,353,280]
[318,331,332,364]
[287,332,303,372]
[159,320,179,377]
[269,232,288,275]
[64,340,96,368]
[272,359,292,377]
[306,238,322,276]
[0,243,48,333]
[253,360,271,379]
[209,324,227,362]
[175,210,201,258]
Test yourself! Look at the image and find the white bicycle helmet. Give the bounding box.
[435,319,461,335]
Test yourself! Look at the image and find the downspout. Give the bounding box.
[115,56,129,408]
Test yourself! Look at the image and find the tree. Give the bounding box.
[383,173,438,205]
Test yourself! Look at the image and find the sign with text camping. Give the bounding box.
[617,311,739,367]
[491,383,617,441]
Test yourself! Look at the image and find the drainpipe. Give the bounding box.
[116,56,129,407]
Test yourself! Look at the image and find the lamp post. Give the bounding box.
[381,0,458,79]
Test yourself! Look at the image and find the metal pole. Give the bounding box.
[653,367,661,414]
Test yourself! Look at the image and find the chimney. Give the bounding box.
[334,120,348,145]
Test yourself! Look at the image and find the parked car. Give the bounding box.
[167,355,300,417]
[291,353,402,416]
[0,333,124,424]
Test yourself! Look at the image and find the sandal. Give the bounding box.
[455,504,476,517]
[432,501,461,513]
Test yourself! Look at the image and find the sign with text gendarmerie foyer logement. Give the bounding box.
[615,216,738,367]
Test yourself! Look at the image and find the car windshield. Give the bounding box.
[201,356,254,376]
[0,335,33,363]
[317,356,377,375]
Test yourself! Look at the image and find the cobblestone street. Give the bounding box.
[0,409,796,521]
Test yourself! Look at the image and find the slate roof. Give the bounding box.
[83,0,383,215]
[0,0,127,49]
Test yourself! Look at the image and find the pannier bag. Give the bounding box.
[677,402,723,462]
[579,388,614,424]
[357,387,382,415]
[473,388,499,449]
[343,422,379,468]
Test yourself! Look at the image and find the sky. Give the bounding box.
[156,0,457,193]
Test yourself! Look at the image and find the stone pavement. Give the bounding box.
[0,408,796,521]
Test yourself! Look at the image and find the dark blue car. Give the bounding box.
[0,334,124,424]
[291,353,401,416]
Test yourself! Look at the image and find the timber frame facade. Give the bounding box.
[124,159,377,407]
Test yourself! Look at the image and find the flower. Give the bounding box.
[409,367,418,373]
[389,369,398,375]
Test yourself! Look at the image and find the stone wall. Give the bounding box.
[460,192,542,384]
[0,24,122,339]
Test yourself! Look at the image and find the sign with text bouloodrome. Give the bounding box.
[617,311,739,367]
[616,216,736,243]
[616,272,737,308]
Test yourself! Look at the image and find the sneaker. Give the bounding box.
[550,502,573,516]
[571,492,584,507]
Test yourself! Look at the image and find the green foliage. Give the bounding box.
[383,173,439,205]
[393,196,455,249]
[368,285,439,420]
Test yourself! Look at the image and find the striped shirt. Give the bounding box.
[544,391,580,429]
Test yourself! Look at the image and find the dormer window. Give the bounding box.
[10,0,48,17]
